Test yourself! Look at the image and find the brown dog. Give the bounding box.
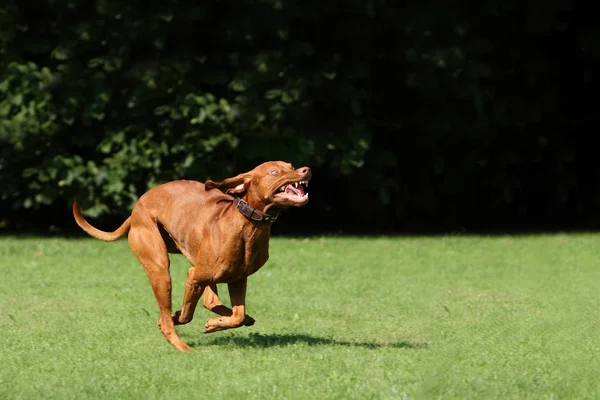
[73,161,311,352]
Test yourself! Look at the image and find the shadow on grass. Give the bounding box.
[186,332,427,350]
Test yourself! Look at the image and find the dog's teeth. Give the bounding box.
[305,181,309,187]
[304,193,309,198]
[294,182,298,188]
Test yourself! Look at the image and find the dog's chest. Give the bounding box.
[209,238,269,283]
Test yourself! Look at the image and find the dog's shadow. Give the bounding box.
[186,332,428,350]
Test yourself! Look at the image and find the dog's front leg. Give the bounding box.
[202,284,255,326]
[204,278,249,333]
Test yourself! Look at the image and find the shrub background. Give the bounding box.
[1,1,598,233]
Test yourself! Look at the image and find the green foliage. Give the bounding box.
[0,61,60,209]
[0,0,594,230]
[0,1,373,217]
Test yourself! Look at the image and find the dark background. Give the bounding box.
[1,0,599,235]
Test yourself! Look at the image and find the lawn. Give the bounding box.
[1,233,599,399]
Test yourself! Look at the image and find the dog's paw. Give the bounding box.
[172,310,184,326]
[244,316,256,326]
[203,319,219,334]
[157,311,186,327]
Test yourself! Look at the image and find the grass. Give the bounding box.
[1,233,599,399]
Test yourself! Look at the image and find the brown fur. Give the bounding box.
[73,161,311,352]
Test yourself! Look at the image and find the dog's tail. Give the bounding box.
[72,198,131,241]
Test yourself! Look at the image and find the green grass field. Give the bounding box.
[1,234,599,399]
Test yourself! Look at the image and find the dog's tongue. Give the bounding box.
[285,184,304,196]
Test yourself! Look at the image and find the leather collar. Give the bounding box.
[232,197,279,223]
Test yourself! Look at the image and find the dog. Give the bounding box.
[73,161,311,352]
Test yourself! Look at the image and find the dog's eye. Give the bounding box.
[270,170,280,175]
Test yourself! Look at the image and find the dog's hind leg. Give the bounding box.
[128,219,191,352]
[202,284,255,326]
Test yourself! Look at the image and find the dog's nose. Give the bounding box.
[298,167,311,178]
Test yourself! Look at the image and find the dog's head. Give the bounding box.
[205,161,311,209]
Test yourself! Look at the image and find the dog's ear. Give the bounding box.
[205,173,252,194]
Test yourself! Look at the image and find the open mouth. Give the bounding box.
[273,180,309,201]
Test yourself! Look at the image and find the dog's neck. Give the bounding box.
[232,197,279,223]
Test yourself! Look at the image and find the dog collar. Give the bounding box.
[232,198,279,223]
